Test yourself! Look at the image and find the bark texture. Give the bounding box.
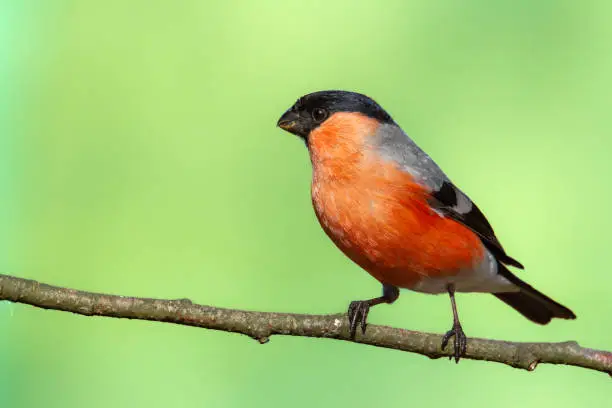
[0,274,610,375]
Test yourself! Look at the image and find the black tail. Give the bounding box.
[494,264,576,325]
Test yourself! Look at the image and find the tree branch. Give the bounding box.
[0,273,610,375]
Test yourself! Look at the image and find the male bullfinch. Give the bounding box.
[277,90,575,362]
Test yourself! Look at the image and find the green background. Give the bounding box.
[1,1,610,406]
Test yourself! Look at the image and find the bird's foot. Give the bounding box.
[441,322,467,363]
[347,300,371,339]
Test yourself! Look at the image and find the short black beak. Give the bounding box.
[277,109,300,132]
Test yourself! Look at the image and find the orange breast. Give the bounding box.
[309,113,485,289]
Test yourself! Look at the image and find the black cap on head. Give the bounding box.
[277,90,393,140]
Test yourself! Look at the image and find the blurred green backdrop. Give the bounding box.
[1,1,611,406]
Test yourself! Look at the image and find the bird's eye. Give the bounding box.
[312,108,328,123]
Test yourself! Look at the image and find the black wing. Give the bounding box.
[430,181,524,269]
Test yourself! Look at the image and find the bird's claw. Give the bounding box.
[347,300,370,339]
[441,323,467,363]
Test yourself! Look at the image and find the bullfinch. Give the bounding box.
[277,90,575,362]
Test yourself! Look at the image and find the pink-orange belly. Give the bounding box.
[312,182,485,290]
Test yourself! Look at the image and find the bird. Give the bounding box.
[277,90,576,362]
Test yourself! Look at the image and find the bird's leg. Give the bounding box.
[441,284,468,363]
[348,284,399,339]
